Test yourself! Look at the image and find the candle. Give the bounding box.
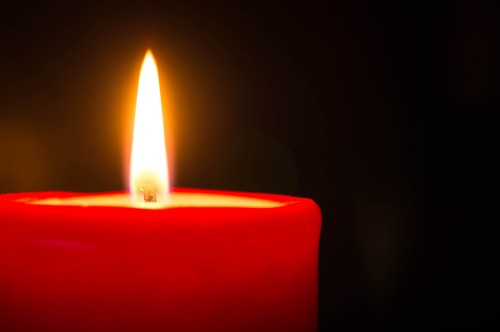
[0,51,321,332]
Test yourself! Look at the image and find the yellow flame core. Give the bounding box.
[130,51,169,206]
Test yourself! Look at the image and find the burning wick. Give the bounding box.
[139,184,157,202]
[129,51,169,206]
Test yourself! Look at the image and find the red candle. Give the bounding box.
[0,51,321,331]
[0,189,321,331]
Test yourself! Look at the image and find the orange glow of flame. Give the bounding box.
[129,50,170,206]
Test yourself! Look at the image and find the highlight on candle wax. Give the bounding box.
[129,50,170,207]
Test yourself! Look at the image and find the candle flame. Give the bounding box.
[130,50,169,206]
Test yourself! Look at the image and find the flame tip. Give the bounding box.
[144,49,155,59]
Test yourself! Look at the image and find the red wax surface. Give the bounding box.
[0,189,321,332]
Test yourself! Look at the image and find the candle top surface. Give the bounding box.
[0,189,320,231]
[23,191,285,209]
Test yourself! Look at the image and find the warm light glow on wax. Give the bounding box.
[130,50,169,206]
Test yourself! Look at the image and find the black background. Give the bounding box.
[1,1,498,331]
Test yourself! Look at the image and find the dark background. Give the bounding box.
[1,1,498,331]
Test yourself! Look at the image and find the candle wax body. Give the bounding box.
[0,189,321,332]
